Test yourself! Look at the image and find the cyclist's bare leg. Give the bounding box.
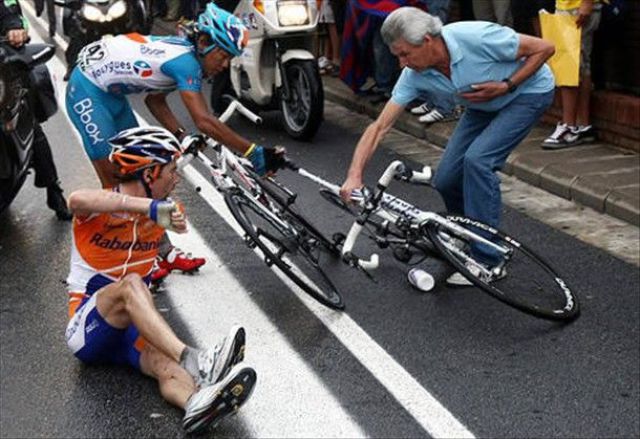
[139,344,195,408]
[95,273,186,362]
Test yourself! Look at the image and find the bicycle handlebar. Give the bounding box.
[176,99,262,170]
[219,99,262,125]
[342,222,380,270]
[337,160,432,272]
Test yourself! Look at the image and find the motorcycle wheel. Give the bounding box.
[0,174,26,214]
[209,69,237,116]
[280,60,323,141]
[0,134,26,214]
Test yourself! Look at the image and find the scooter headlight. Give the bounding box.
[277,0,309,26]
[108,0,127,20]
[82,4,105,22]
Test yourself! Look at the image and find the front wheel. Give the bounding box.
[224,190,345,310]
[280,60,323,141]
[425,215,580,322]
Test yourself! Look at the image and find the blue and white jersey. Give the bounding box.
[76,33,202,95]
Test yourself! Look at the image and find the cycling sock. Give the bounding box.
[158,233,173,258]
[179,346,200,379]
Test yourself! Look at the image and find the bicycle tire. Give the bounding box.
[425,215,580,321]
[224,189,345,310]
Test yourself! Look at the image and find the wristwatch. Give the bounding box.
[502,78,517,93]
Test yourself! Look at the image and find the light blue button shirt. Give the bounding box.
[391,21,555,112]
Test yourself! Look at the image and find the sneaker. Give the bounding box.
[410,102,431,115]
[182,364,257,434]
[358,77,377,94]
[317,56,330,70]
[158,247,206,273]
[541,123,579,149]
[407,268,435,292]
[418,108,445,124]
[446,263,506,287]
[574,125,597,144]
[195,325,246,388]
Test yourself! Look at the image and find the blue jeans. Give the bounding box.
[372,28,398,92]
[424,0,451,23]
[432,91,554,264]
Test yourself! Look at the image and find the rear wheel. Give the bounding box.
[224,190,345,310]
[425,215,580,321]
[280,60,323,140]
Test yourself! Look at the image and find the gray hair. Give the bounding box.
[381,7,443,46]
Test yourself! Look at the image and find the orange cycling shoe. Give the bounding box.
[158,247,206,273]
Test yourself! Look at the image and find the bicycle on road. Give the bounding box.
[284,159,580,322]
[177,100,344,310]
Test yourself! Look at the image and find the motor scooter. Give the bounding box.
[56,0,151,79]
[211,0,324,141]
[0,39,57,213]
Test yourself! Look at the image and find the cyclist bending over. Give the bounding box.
[65,2,285,281]
[64,127,256,434]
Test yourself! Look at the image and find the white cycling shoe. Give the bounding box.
[195,325,246,388]
[183,364,257,434]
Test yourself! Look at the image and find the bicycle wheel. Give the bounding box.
[425,215,580,321]
[224,189,345,310]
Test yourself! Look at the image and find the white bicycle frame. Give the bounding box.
[176,99,295,235]
[290,161,511,278]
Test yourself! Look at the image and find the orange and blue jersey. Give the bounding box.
[67,205,165,315]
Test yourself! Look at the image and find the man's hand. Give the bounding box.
[7,29,28,48]
[246,144,286,176]
[459,82,511,102]
[149,200,187,233]
[340,175,364,203]
[576,1,594,28]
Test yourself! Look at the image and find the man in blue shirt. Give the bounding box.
[340,7,555,286]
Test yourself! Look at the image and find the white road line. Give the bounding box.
[23,5,475,437]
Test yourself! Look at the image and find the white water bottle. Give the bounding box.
[407,268,435,292]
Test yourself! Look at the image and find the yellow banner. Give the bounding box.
[539,12,582,87]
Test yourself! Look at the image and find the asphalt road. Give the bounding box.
[1,6,638,438]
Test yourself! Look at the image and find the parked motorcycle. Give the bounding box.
[57,0,152,78]
[0,39,57,213]
[211,0,324,140]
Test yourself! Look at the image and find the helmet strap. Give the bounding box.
[138,165,161,199]
[141,178,153,199]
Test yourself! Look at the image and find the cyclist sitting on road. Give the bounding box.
[340,7,555,287]
[64,126,257,434]
[65,1,285,282]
